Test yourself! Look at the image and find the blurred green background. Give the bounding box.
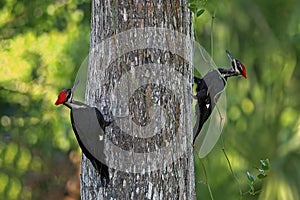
[0,0,299,199]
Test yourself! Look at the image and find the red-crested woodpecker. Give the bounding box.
[55,81,110,185]
[193,50,247,144]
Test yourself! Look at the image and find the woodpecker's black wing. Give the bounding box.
[70,101,109,185]
[193,70,226,144]
[193,76,211,143]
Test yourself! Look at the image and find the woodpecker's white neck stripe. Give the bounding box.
[65,102,87,109]
[232,59,238,71]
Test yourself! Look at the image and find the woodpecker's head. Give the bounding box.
[226,50,247,79]
[55,88,72,105]
[55,81,78,106]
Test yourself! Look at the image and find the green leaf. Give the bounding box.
[257,174,268,179]
[247,171,255,182]
[260,159,270,170]
[196,9,205,17]
[257,168,265,174]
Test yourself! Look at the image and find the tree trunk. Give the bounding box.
[82,0,195,199]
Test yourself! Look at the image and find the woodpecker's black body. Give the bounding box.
[68,101,110,184]
[193,50,247,144]
[193,70,225,144]
[55,83,110,185]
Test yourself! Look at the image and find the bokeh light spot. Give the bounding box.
[0,173,9,194]
[241,98,254,114]
[4,143,18,165]
[1,115,11,127]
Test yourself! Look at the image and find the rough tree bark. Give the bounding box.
[82,0,195,199]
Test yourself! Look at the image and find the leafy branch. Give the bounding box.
[246,159,270,196]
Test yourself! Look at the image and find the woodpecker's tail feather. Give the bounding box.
[91,159,110,186]
[100,163,110,184]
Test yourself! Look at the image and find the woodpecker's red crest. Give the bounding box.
[55,89,72,105]
[226,50,247,79]
[235,60,247,79]
[55,81,79,105]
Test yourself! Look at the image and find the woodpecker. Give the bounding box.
[193,50,247,144]
[55,81,110,185]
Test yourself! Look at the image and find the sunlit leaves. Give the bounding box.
[0,173,9,194]
[0,0,90,199]
[16,147,31,172]
[7,178,22,199]
[4,143,18,166]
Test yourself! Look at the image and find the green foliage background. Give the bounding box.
[0,0,91,199]
[0,0,300,199]
[193,0,300,199]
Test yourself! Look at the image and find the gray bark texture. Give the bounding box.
[81,0,195,199]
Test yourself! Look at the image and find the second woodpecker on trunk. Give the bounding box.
[55,82,111,185]
[193,50,247,144]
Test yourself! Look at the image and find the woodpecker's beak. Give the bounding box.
[71,80,79,93]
